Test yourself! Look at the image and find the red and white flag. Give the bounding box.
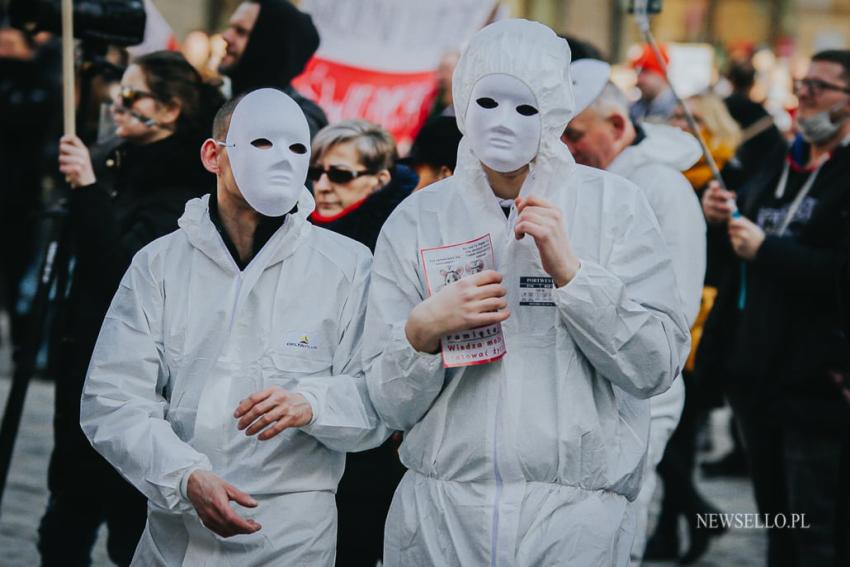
[294,0,496,150]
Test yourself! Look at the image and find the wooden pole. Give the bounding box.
[62,0,75,137]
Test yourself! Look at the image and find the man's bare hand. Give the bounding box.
[186,470,260,538]
[728,216,766,260]
[234,387,313,440]
[514,196,580,287]
[405,270,510,354]
[58,135,96,188]
[702,181,737,224]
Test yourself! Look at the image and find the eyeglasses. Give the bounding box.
[116,86,156,109]
[794,78,850,97]
[308,165,376,184]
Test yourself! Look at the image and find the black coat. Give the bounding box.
[309,164,418,252]
[310,165,417,565]
[49,134,212,489]
[227,0,327,138]
[696,137,850,430]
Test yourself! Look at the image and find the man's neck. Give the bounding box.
[217,187,261,264]
[482,164,530,200]
[809,125,850,167]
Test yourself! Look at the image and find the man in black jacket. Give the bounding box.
[220,0,327,138]
[699,50,850,567]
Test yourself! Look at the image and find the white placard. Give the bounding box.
[420,234,507,368]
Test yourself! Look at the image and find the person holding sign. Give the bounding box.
[363,19,690,566]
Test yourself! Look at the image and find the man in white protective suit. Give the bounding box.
[363,20,691,567]
[564,59,707,566]
[80,88,388,566]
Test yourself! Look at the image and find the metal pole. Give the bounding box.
[633,0,728,191]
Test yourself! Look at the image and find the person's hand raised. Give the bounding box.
[702,181,737,224]
[406,270,510,354]
[58,135,96,188]
[514,196,580,288]
[728,216,766,260]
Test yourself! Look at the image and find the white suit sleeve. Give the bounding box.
[80,251,212,513]
[363,218,446,432]
[294,251,391,452]
[633,166,706,326]
[553,188,691,399]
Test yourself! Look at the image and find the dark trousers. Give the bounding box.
[654,372,715,532]
[38,453,147,567]
[335,438,406,567]
[837,410,850,567]
[39,367,147,567]
[728,385,842,567]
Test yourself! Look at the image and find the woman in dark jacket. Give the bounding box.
[307,119,417,566]
[309,119,417,252]
[40,51,223,567]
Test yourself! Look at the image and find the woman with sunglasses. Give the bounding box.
[306,119,417,567]
[42,51,223,567]
[308,119,418,252]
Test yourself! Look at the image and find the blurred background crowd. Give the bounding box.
[1,1,849,566]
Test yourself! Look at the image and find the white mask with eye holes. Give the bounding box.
[221,88,311,216]
[464,73,542,173]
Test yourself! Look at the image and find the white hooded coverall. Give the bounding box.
[81,190,388,566]
[607,123,706,565]
[364,20,691,567]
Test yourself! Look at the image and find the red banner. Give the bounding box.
[293,58,438,153]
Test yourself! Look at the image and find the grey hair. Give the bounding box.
[590,81,631,118]
[311,119,398,172]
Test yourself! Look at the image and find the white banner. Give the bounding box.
[299,0,496,73]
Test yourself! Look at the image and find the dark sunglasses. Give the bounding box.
[308,165,376,184]
[794,78,850,97]
[117,86,156,109]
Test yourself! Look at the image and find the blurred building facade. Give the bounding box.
[156,0,850,62]
[504,0,850,60]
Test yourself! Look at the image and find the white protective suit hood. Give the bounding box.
[365,18,691,567]
[620,122,702,173]
[452,19,577,188]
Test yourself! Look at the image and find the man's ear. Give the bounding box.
[438,165,453,180]
[608,112,628,141]
[200,139,221,174]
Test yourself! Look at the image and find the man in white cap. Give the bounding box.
[563,59,707,565]
[80,88,387,565]
[364,20,690,566]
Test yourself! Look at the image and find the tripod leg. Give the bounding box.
[0,210,69,515]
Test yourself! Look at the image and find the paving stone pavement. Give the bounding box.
[0,323,766,567]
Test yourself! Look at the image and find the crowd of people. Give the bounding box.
[1,1,849,566]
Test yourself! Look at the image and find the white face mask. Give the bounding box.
[797,102,848,144]
[464,73,542,173]
[222,88,311,216]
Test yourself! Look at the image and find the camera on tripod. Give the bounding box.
[9,0,147,46]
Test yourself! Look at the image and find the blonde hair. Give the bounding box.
[686,93,742,151]
[311,119,398,172]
